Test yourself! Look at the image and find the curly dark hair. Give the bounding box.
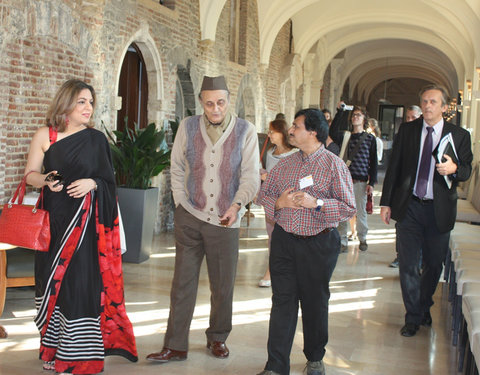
[349,105,369,129]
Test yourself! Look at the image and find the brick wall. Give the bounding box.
[0,0,97,202]
[264,20,292,122]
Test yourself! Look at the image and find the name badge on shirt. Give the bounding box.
[299,175,313,189]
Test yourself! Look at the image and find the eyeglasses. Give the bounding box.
[267,130,276,134]
[352,113,364,118]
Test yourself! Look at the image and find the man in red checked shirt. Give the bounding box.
[256,108,356,375]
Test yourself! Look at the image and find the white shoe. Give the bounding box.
[258,279,271,287]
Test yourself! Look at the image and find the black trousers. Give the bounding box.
[396,198,450,325]
[264,225,340,375]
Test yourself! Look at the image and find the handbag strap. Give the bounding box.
[10,172,31,205]
[259,135,269,162]
[35,187,45,210]
[10,171,43,208]
[49,126,58,144]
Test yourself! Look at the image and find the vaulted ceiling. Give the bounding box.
[200,0,480,102]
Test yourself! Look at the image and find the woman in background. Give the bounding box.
[322,109,340,156]
[349,117,383,240]
[321,108,332,125]
[367,118,383,163]
[24,79,137,374]
[258,118,297,287]
[346,118,383,240]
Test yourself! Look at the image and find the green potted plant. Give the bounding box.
[105,122,170,263]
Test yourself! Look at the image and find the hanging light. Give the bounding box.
[378,57,391,104]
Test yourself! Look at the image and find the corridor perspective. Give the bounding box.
[0,181,458,375]
[1,3,479,374]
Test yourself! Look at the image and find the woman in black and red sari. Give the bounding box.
[24,79,138,374]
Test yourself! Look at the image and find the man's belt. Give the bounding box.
[291,227,333,239]
[411,195,433,204]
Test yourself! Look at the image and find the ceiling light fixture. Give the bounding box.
[378,58,391,104]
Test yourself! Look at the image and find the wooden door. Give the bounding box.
[117,44,148,131]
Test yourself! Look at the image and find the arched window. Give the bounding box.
[176,65,195,118]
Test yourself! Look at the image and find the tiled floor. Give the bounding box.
[0,189,458,374]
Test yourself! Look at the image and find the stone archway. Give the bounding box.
[279,54,302,122]
[176,64,196,119]
[114,28,170,233]
[114,27,165,129]
[281,78,295,122]
[236,74,261,128]
[166,46,203,116]
[237,86,256,125]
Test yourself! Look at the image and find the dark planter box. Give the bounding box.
[118,187,159,263]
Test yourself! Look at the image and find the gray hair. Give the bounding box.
[419,84,449,106]
[407,105,422,116]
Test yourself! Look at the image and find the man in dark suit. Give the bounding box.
[380,84,473,337]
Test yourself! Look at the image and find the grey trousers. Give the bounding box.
[164,205,240,351]
[338,181,368,242]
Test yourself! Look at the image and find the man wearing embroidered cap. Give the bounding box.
[147,75,259,363]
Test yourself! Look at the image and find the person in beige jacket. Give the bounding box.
[147,75,259,364]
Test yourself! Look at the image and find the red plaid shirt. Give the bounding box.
[257,146,356,236]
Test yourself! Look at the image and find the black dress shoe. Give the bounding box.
[146,347,187,362]
[400,323,419,337]
[421,311,432,326]
[389,257,399,268]
[359,241,368,251]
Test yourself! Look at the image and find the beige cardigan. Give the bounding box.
[170,114,260,228]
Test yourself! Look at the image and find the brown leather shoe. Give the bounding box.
[206,341,229,358]
[146,347,187,363]
[0,325,7,339]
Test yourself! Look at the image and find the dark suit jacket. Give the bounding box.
[380,117,473,233]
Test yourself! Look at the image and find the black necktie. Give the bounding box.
[416,127,434,198]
